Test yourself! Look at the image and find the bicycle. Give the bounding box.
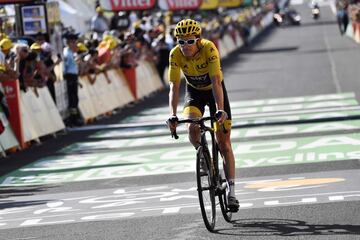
[167,115,233,232]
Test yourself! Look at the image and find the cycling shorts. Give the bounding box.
[183,81,232,132]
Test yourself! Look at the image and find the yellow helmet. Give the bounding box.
[0,38,13,51]
[174,19,201,38]
[77,42,88,52]
[30,42,41,50]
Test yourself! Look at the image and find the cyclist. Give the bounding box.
[167,19,239,212]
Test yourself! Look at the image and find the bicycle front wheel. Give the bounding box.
[196,149,216,232]
[219,176,233,222]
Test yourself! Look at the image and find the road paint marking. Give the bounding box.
[162,207,182,214]
[301,197,317,203]
[329,196,344,201]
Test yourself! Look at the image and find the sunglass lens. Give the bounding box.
[187,39,195,44]
[178,40,185,45]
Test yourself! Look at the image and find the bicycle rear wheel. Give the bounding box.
[196,147,216,232]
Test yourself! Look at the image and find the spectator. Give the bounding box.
[152,34,170,86]
[13,44,29,91]
[110,11,130,33]
[76,42,90,76]
[336,0,349,35]
[90,6,109,35]
[29,42,47,88]
[63,32,83,127]
[0,38,18,82]
[41,42,62,103]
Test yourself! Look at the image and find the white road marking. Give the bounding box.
[323,30,342,93]
[329,195,344,201]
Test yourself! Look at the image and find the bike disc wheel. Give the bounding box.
[196,151,216,232]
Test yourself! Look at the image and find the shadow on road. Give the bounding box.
[0,186,52,199]
[214,218,360,236]
[241,46,299,54]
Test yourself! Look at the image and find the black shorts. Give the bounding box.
[183,81,232,130]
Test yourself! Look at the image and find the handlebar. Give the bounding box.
[166,115,228,139]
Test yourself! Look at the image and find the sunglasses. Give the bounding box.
[177,38,198,46]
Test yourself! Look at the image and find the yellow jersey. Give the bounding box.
[168,39,223,91]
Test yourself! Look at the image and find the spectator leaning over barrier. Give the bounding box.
[30,42,47,89]
[152,33,171,86]
[41,42,62,104]
[63,32,83,127]
[77,42,90,76]
[0,38,18,82]
[91,6,109,36]
[13,44,29,91]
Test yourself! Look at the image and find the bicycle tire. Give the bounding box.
[215,145,233,223]
[218,176,233,222]
[196,147,216,232]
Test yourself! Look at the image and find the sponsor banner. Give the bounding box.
[218,0,242,7]
[121,100,358,124]
[158,0,203,10]
[1,80,25,148]
[2,133,360,186]
[137,92,356,115]
[231,92,356,108]
[63,120,360,152]
[100,0,156,11]
[87,109,360,139]
[200,0,219,9]
[236,109,360,126]
[231,99,358,115]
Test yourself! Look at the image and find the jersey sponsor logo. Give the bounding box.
[208,55,217,62]
[185,73,211,88]
[196,62,208,70]
[170,62,178,67]
[210,47,215,52]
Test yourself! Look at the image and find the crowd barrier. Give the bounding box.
[0,103,18,156]
[20,87,65,143]
[78,69,135,121]
[0,12,273,155]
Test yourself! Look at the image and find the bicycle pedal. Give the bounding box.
[228,206,239,213]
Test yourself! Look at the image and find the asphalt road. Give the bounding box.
[1,1,360,240]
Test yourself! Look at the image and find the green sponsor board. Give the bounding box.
[3,133,360,186]
[138,92,355,115]
[65,120,360,153]
[230,92,355,108]
[231,99,358,115]
[90,109,360,139]
[122,99,358,124]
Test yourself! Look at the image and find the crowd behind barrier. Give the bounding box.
[0,5,275,157]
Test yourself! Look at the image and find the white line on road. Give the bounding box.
[323,30,342,93]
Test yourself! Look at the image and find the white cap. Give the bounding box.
[41,42,53,52]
